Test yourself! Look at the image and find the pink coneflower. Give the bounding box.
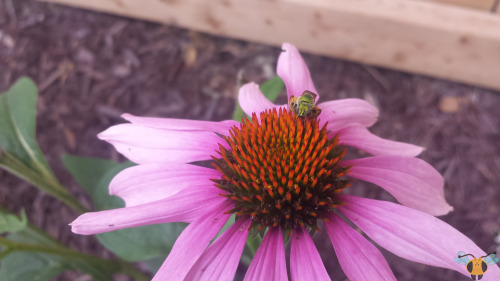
[71,43,500,281]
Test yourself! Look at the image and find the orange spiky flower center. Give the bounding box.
[212,108,350,233]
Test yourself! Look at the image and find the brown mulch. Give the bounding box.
[1,0,499,280]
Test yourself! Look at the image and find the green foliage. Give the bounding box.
[61,155,127,211]
[0,77,86,213]
[0,78,148,281]
[0,212,118,281]
[260,75,285,103]
[232,75,285,121]
[0,209,27,234]
[144,256,166,275]
[213,214,235,241]
[97,223,186,262]
[62,155,186,262]
[0,77,43,170]
[0,252,117,281]
[246,233,263,256]
[0,253,76,281]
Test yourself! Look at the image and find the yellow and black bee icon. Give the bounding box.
[454,251,499,280]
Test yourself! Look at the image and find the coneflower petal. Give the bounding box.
[238,82,286,118]
[335,123,423,157]
[109,163,220,207]
[326,213,397,281]
[122,113,237,135]
[318,98,379,130]
[342,156,452,216]
[184,218,251,281]
[70,186,224,235]
[98,124,225,164]
[243,227,288,281]
[153,201,232,281]
[339,195,500,279]
[290,227,331,281]
[277,43,318,101]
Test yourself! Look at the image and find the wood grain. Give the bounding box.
[417,0,496,11]
[39,0,500,91]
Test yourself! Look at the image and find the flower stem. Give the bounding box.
[119,263,151,281]
[246,235,262,256]
[0,207,149,281]
[0,150,87,213]
[0,236,149,281]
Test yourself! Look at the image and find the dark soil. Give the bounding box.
[1,0,499,280]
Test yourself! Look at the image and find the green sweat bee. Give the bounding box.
[288,90,321,118]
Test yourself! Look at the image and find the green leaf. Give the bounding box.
[213,214,235,241]
[144,256,165,275]
[97,223,186,261]
[0,209,27,234]
[0,251,119,281]
[0,77,44,171]
[0,216,116,281]
[62,155,128,210]
[231,104,246,122]
[260,75,285,103]
[0,253,71,281]
[62,155,186,261]
[0,77,86,213]
[246,234,263,256]
[232,75,285,122]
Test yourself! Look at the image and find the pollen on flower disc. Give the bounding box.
[212,108,350,233]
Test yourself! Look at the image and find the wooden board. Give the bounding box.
[39,0,500,91]
[418,0,496,11]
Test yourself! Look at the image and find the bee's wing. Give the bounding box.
[455,251,470,264]
[454,257,469,264]
[483,253,500,265]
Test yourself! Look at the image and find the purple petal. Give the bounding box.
[98,124,224,164]
[339,195,500,279]
[110,163,221,207]
[290,227,331,281]
[153,201,232,281]
[184,218,251,281]
[343,156,452,216]
[122,113,237,135]
[243,227,288,281]
[335,124,423,157]
[325,213,397,281]
[238,82,280,117]
[318,98,379,131]
[70,186,223,235]
[277,43,318,101]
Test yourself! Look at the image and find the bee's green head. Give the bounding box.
[296,91,317,117]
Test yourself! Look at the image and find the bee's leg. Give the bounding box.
[478,275,483,280]
[309,107,321,118]
[471,275,476,280]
